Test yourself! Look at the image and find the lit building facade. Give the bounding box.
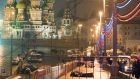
[3,0,57,39]
[58,6,74,39]
[119,24,140,51]
[106,24,140,51]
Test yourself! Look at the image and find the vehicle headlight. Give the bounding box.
[124,66,128,70]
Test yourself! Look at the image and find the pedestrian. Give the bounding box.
[136,60,140,79]
[134,59,140,79]
[26,67,31,79]
[132,59,137,77]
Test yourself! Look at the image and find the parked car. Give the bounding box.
[70,71,94,77]
[20,64,38,74]
[30,52,42,57]
[70,71,82,77]
[27,57,42,63]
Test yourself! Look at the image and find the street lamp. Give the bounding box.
[8,23,13,76]
[110,0,119,79]
[99,11,103,24]
[103,0,107,57]
[77,23,82,79]
[90,29,94,46]
[77,24,82,50]
[50,31,54,55]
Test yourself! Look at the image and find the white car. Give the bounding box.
[30,52,42,57]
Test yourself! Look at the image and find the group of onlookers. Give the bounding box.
[118,58,140,79]
[106,57,140,79]
[132,59,140,79]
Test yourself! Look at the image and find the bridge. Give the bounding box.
[0,39,89,49]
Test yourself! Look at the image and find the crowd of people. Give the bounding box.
[132,59,140,79]
[106,57,140,79]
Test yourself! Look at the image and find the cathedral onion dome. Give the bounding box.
[16,1,26,9]
[42,3,48,9]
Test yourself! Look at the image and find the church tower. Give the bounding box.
[47,0,55,26]
[61,6,73,37]
[4,0,16,21]
[3,0,16,38]
[42,0,49,24]
[16,0,26,21]
[11,0,27,39]
[41,0,56,39]
[29,0,42,25]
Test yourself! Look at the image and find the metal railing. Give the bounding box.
[7,55,137,79]
[31,55,133,79]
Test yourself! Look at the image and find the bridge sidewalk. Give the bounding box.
[59,59,111,79]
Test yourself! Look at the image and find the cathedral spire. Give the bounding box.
[63,5,72,19]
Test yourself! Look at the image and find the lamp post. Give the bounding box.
[90,29,93,46]
[90,29,95,47]
[10,34,13,76]
[77,24,82,51]
[10,11,15,75]
[50,31,54,55]
[110,0,119,79]
[77,24,82,78]
[8,24,13,76]
[98,11,103,55]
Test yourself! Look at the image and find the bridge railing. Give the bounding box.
[33,55,135,79]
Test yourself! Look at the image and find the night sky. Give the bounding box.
[0,0,6,11]
[0,0,6,19]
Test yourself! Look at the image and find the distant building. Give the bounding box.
[106,24,140,51]
[58,6,74,39]
[119,24,140,51]
[3,0,57,39]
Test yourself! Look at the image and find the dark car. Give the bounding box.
[30,52,42,57]
[27,57,42,63]
[70,71,94,77]
[82,73,94,77]
[20,64,38,74]
[70,71,82,77]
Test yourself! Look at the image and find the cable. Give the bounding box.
[117,8,140,22]
[117,2,140,19]
[117,0,132,9]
